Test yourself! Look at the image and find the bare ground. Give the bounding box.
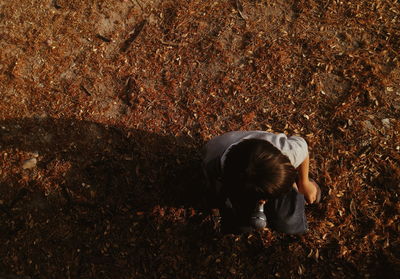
[0,0,399,278]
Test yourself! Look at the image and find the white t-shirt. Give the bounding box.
[203,131,308,174]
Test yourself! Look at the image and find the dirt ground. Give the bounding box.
[0,0,399,278]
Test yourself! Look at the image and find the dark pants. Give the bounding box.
[217,188,308,235]
[265,188,308,234]
[203,160,308,235]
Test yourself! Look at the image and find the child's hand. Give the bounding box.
[297,179,318,204]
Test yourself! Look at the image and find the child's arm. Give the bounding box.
[296,155,318,204]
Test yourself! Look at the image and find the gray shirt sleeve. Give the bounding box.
[269,134,308,168]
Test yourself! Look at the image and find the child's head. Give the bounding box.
[223,139,296,199]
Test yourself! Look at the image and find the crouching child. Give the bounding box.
[202,131,320,234]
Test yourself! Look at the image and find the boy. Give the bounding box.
[202,131,320,234]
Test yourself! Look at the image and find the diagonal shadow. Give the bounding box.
[0,118,223,278]
[0,117,206,214]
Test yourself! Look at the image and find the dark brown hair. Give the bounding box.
[222,139,296,200]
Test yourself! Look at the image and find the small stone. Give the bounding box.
[381,118,390,128]
[23,158,37,169]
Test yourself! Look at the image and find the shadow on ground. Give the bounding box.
[0,117,206,212]
[0,118,221,277]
